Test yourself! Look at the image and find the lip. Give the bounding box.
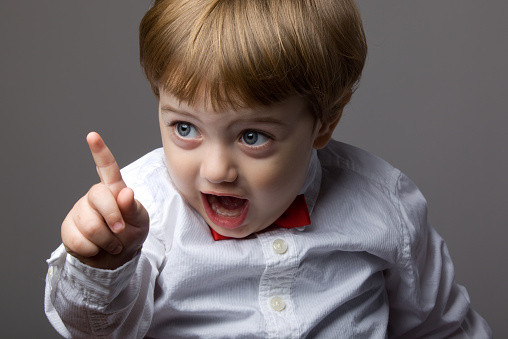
[201,192,249,229]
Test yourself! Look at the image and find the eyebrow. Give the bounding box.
[160,105,288,127]
[160,105,204,122]
[160,105,192,116]
[233,116,288,127]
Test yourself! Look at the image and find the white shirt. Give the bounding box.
[45,140,492,338]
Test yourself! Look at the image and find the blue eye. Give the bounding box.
[241,131,269,146]
[176,122,199,138]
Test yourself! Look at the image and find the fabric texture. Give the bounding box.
[45,140,492,338]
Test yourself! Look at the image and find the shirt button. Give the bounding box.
[272,239,288,254]
[270,297,286,312]
[47,266,53,279]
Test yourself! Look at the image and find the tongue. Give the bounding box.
[217,196,246,210]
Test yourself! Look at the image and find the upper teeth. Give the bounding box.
[210,203,242,217]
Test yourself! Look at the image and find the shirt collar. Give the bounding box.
[298,149,322,218]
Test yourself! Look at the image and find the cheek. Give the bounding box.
[268,141,314,195]
[247,145,312,198]
[163,145,198,193]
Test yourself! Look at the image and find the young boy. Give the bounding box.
[45,0,491,337]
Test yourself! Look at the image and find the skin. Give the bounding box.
[61,92,340,270]
[159,92,331,239]
[61,132,149,269]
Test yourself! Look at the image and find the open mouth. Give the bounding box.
[202,193,249,229]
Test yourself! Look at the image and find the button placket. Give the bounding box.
[257,229,300,337]
[47,266,54,279]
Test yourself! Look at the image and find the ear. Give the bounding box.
[312,114,342,149]
[313,91,352,149]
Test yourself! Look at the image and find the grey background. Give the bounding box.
[1,1,506,337]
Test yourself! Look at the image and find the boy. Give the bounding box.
[45,0,492,337]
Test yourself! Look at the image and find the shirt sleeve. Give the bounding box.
[385,172,492,338]
[44,231,165,339]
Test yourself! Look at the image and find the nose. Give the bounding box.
[200,144,238,184]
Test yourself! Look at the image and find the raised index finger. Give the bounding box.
[87,132,126,196]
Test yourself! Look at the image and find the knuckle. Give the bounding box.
[66,235,82,252]
[85,221,105,238]
[88,183,108,201]
[103,210,122,224]
[67,234,97,257]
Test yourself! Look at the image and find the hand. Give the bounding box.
[61,132,149,269]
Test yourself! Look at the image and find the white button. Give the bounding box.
[272,239,288,254]
[47,266,53,279]
[270,297,286,312]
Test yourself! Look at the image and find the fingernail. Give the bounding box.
[112,222,123,232]
[111,244,122,254]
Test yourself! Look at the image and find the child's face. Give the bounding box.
[158,90,322,239]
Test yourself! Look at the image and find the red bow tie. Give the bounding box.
[210,194,311,241]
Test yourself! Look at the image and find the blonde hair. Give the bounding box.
[140,0,367,122]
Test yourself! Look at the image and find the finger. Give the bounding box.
[87,184,126,235]
[71,196,124,256]
[117,187,150,228]
[64,213,123,257]
[86,132,126,196]
[62,216,101,258]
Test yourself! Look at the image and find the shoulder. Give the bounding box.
[318,139,402,195]
[315,140,429,263]
[319,140,429,223]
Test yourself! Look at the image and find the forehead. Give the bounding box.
[159,90,311,120]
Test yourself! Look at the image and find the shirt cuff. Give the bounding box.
[46,244,141,307]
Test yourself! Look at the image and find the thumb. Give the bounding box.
[117,187,149,228]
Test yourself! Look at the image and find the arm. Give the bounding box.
[385,173,492,338]
[45,132,158,338]
[45,236,164,338]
